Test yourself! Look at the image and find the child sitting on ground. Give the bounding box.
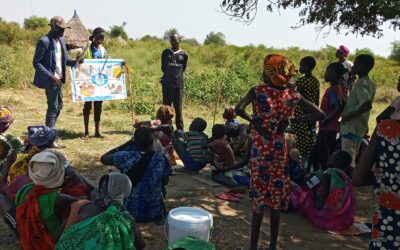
[223,106,240,127]
[208,124,235,169]
[134,105,176,164]
[172,117,210,172]
[208,124,251,187]
[290,150,355,231]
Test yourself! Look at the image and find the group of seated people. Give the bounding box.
[0,106,147,249]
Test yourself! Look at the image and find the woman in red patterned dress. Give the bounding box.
[236,54,325,250]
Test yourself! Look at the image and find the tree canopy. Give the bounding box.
[390,41,400,64]
[204,31,226,46]
[23,16,48,30]
[110,22,128,40]
[163,28,181,41]
[220,0,400,37]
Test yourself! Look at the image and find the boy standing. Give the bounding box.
[340,54,376,176]
[313,62,345,171]
[161,34,188,130]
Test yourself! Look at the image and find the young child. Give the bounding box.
[134,105,176,164]
[172,117,210,172]
[208,124,235,169]
[291,150,355,231]
[376,76,400,123]
[340,54,376,177]
[292,56,320,167]
[313,62,346,171]
[223,106,240,127]
[209,124,251,188]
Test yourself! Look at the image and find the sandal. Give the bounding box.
[215,192,240,202]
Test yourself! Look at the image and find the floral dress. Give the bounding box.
[250,85,301,212]
[370,120,400,249]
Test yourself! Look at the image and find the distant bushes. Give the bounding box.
[0,20,399,116]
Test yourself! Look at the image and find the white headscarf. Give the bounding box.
[28,150,65,189]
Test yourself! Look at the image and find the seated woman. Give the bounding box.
[290,150,355,231]
[0,150,78,249]
[101,127,172,222]
[0,106,24,174]
[6,126,93,201]
[56,172,145,250]
[6,125,57,200]
[134,105,176,164]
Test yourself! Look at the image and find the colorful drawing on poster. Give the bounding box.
[70,59,127,102]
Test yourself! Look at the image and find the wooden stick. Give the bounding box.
[212,71,226,127]
[125,64,136,130]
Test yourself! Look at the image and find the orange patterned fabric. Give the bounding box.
[263,54,298,87]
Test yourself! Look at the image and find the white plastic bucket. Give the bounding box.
[167,207,213,245]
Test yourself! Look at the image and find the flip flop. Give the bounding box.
[215,192,240,202]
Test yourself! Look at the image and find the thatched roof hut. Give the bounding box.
[64,10,90,50]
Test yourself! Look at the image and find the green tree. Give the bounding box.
[163,28,180,41]
[110,22,128,40]
[204,32,226,46]
[182,38,200,46]
[140,35,162,42]
[390,41,400,63]
[220,0,400,37]
[23,16,48,30]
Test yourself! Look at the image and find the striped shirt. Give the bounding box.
[185,131,209,163]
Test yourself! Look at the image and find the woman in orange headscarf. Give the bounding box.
[235,54,325,250]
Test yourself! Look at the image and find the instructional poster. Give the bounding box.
[70,59,127,102]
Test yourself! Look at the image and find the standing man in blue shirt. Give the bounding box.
[32,16,81,148]
[161,34,188,131]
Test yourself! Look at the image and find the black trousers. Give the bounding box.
[162,86,183,130]
[83,101,103,122]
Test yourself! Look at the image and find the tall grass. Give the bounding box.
[1,20,399,116]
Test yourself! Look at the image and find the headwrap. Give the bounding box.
[99,172,132,207]
[0,106,14,133]
[263,54,298,87]
[224,106,236,120]
[338,45,350,57]
[156,105,175,124]
[28,125,57,147]
[28,150,65,189]
[89,27,106,41]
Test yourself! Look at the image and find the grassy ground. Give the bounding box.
[0,86,394,249]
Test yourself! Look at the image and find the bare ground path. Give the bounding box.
[0,88,375,249]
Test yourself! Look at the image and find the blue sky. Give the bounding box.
[1,0,398,57]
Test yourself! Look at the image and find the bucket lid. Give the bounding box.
[168,207,213,228]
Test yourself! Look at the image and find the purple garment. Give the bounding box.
[290,170,355,231]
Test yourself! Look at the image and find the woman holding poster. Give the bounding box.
[81,27,107,139]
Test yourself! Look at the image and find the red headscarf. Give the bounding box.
[263,54,298,87]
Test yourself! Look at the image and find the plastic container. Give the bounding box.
[167,207,213,245]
